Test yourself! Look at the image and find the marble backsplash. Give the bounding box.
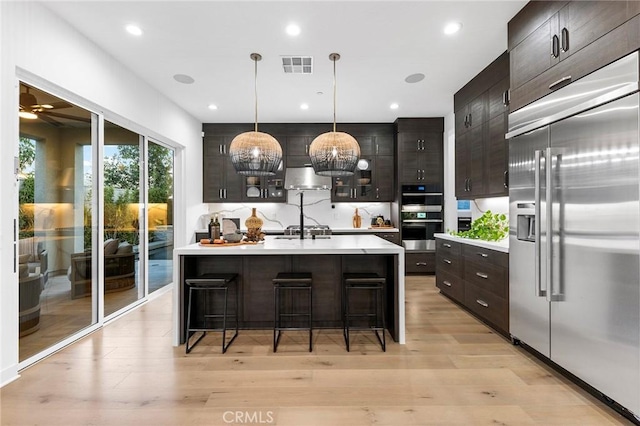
[199,190,392,231]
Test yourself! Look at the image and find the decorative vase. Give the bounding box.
[245,208,265,242]
[245,208,263,230]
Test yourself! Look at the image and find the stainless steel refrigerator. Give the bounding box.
[508,51,640,418]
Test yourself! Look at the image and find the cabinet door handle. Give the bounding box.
[376,188,380,199]
[551,34,560,58]
[443,243,451,248]
[421,140,425,150]
[468,113,472,127]
[502,89,510,107]
[464,114,469,128]
[305,144,309,154]
[376,143,379,155]
[476,272,489,279]
[417,169,421,180]
[504,170,509,189]
[443,259,452,264]
[416,262,427,266]
[443,280,452,287]
[561,27,569,53]
[476,299,489,308]
[549,76,572,91]
[219,189,223,199]
[477,252,489,258]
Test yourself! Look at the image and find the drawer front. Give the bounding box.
[436,270,464,303]
[436,253,462,277]
[463,258,507,298]
[462,244,508,268]
[406,252,435,274]
[377,233,401,245]
[464,282,508,333]
[436,238,461,257]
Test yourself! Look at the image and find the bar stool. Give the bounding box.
[272,272,313,352]
[185,273,238,354]
[342,272,386,352]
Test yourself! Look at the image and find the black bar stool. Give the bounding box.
[185,273,238,354]
[272,272,313,352]
[342,272,386,352]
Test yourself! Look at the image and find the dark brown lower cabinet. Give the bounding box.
[405,252,435,274]
[435,237,509,335]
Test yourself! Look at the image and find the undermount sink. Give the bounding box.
[274,235,331,240]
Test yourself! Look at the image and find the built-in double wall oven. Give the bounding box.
[401,184,443,251]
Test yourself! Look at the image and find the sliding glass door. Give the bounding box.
[103,121,144,316]
[17,82,176,364]
[147,141,174,294]
[18,82,97,361]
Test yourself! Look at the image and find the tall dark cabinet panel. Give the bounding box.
[454,51,509,199]
[509,0,639,111]
[394,118,444,275]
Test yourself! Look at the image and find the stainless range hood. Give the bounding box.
[284,166,332,190]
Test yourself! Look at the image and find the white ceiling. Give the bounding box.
[42,1,527,124]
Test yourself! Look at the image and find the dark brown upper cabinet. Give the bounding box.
[454,51,509,200]
[395,118,444,186]
[509,1,636,111]
[203,123,394,203]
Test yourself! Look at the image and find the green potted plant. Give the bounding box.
[449,210,508,241]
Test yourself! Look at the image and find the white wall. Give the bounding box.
[0,2,203,385]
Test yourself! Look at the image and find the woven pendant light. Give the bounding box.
[309,53,360,176]
[229,53,283,176]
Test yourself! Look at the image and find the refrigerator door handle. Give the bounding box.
[547,148,565,302]
[534,150,546,297]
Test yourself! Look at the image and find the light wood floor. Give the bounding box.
[1,276,633,425]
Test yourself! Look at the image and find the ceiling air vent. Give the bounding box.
[281,56,313,74]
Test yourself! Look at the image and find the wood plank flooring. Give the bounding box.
[0,276,633,425]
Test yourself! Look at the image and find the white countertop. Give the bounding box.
[435,233,509,253]
[176,234,404,256]
[196,227,399,234]
[332,227,399,233]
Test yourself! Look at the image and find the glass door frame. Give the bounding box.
[16,75,179,370]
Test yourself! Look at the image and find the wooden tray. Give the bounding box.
[199,241,259,247]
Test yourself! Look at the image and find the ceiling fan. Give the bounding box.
[19,87,71,118]
[19,86,89,126]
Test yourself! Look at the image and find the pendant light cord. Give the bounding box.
[254,55,258,132]
[332,56,337,133]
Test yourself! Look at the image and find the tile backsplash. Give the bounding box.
[200,190,391,232]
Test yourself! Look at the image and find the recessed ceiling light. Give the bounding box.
[300,103,309,110]
[444,22,462,35]
[125,24,143,36]
[173,74,195,84]
[405,73,425,84]
[208,104,218,110]
[286,23,301,36]
[390,103,399,110]
[316,91,323,96]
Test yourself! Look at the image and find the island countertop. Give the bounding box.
[177,234,404,256]
[172,234,406,346]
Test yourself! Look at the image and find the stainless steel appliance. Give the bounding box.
[400,184,443,251]
[508,51,640,418]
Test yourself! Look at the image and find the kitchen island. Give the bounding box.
[172,234,405,346]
